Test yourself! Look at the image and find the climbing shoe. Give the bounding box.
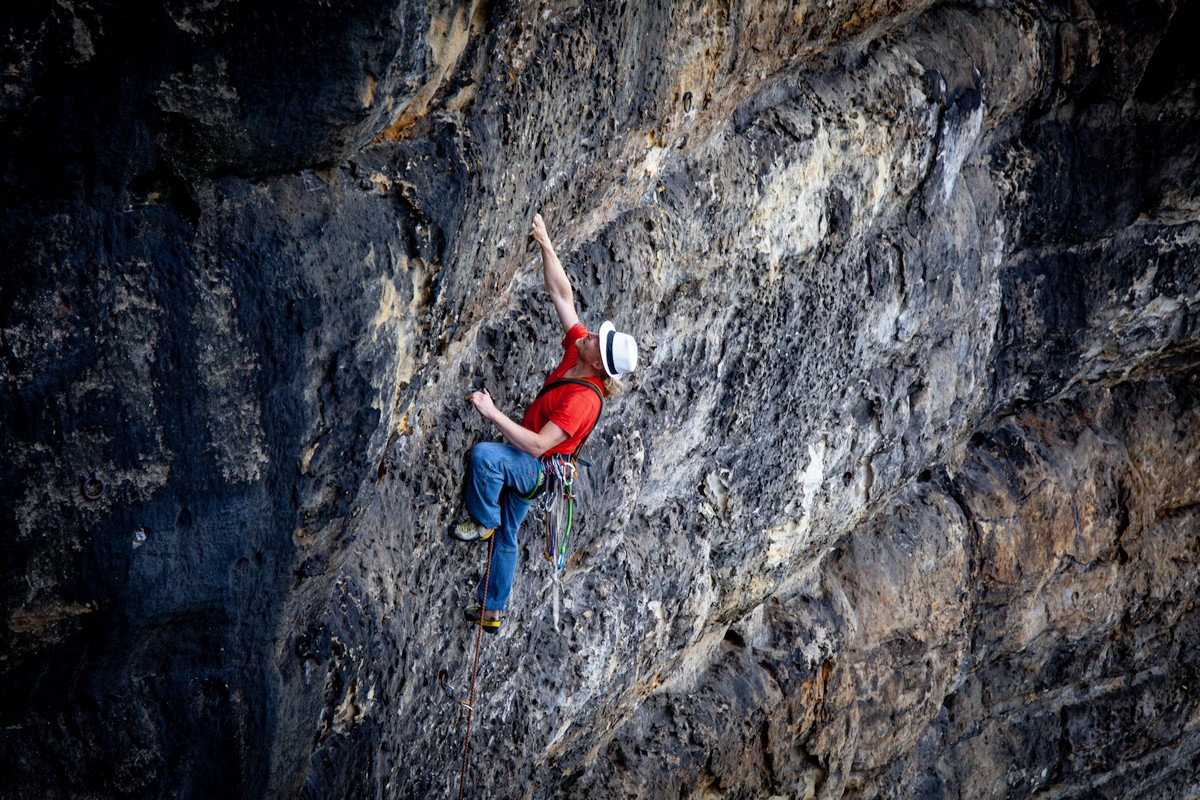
[448,519,494,542]
[464,605,502,634]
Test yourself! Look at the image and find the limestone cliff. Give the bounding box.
[2,1,1198,798]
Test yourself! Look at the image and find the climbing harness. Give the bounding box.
[457,535,495,799]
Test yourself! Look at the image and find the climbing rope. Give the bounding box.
[458,535,495,800]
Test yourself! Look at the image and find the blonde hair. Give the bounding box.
[602,375,622,397]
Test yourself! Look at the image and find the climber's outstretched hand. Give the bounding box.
[531,213,579,333]
[466,388,497,421]
[531,213,551,248]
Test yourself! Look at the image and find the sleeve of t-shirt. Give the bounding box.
[562,323,587,350]
[547,388,601,437]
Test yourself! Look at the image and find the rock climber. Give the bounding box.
[448,213,638,634]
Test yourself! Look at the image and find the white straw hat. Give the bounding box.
[598,320,638,378]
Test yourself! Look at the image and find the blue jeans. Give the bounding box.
[464,441,542,611]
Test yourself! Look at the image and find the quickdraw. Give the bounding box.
[539,454,579,570]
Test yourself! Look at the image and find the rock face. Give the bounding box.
[2,0,1199,798]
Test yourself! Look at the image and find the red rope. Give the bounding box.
[458,535,495,799]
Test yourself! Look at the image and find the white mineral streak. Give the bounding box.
[765,439,826,571]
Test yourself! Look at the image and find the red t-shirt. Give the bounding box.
[521,324,605,456]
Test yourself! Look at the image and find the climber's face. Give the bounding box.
[576,331,603,371]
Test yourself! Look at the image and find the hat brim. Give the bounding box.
[598,320,618,377]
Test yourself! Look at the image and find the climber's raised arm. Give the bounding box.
[531,213,579,334]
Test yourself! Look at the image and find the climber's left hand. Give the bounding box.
[466,387,497,421]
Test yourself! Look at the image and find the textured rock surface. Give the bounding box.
[2,0,1199,798]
